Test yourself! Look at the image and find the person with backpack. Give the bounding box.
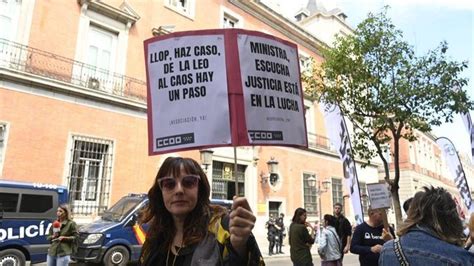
[318,215,342,266]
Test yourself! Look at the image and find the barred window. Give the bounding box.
[303,173,317,216]
[332,178,343,206]
[211,161,246,200]
[67,136,113,215]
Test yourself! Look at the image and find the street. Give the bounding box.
[30,254,360,266]
[265,254,359,266]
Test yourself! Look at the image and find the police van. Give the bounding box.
[72,193,232,265]
[0,180,68,265]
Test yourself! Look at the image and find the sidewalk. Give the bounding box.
[255,234,321,260]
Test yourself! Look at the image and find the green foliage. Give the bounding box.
[303,7,472,223]
[304,7,472,168]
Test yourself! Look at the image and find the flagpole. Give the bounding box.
[234,146,238,197]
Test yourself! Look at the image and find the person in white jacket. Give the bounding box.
[318,215,342,266]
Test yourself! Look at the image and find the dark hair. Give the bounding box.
[398,186,464,246]
[291,208,306,224]
[333,202,343,208]
[402,197,413,213]
[140,157,225,262]
[324,214,337,227]
[58,203,72,221]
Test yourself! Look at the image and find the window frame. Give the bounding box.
[165,0,196,19]
[220,6,243,29]
[331,177,343,206]
[303,173,318,216]
[66,135,114,216]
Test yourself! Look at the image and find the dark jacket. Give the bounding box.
[289,223,315,264]
[139,214,264,266]
[335,214,351,248]
[47,219,78,257]
[350,222,395,266]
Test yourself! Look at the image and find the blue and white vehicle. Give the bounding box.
[0,180,68,265]
[72,193,232,265]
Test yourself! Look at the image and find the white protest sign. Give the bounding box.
[145,33,231,154]
[237,34,307,147]
[366,182,391,209]
[145,29,308,155]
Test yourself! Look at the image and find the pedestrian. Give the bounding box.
[47,204,78,266]
[138,157,264,265]
[318,215,342,266]
[289,208,315,266]
[265,214,278,256]
[275,213,285,254]
[350,208,394,266]
[379,186,474,265]
[466,212,474,253]
[332,203,351,258]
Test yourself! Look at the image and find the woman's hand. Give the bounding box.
[229,196,256,257]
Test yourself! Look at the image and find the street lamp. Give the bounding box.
[260,157,279,184]
[307,175,331,224]
[199,149,214,171]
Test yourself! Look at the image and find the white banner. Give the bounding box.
[237,34,307,147]
[146,34,231,154]
[460,112,474,162]
[436,137,474,214]
[319,103,364,224]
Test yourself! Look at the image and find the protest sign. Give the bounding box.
[237,33,307,146]
[144,29,307,155]
[367,182,391,230]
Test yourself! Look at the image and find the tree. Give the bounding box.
[303,8,473,225]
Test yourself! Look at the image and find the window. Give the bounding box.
[19,194,53,213]
[359,182,369,215]
[67,136,113,215]
[332,178,343,206]
[220,7,242,29]
[166,0,194,17]
[303,173,317,216]
[0,0,20,41]
[75,1,138,92]
[0,192,18,212]
[223,13,239,28]
[269,201,282,218]
[299,54,312,73]
[82,26,118,92]
[211,161,246,200]
[0,123,7,175]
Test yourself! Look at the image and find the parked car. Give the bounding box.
[0,180,68,265]
[72,193,232,265]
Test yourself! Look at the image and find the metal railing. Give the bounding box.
[0,38,147,102]
[307,132,334,152]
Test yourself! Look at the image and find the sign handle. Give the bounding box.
[234,147,238,197]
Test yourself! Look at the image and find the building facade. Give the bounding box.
[0,0,385,243]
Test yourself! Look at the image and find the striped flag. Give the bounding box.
[436,137,474,214]
[319,103,364,224]
[460,112,474,162]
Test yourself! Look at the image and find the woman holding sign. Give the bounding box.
[139,157,264,266]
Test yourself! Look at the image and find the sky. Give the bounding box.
[276,0,474,157]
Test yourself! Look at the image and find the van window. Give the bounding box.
[20,194,53,213]
[0,192,18,212]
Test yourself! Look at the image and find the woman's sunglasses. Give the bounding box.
[158,175,200,191]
